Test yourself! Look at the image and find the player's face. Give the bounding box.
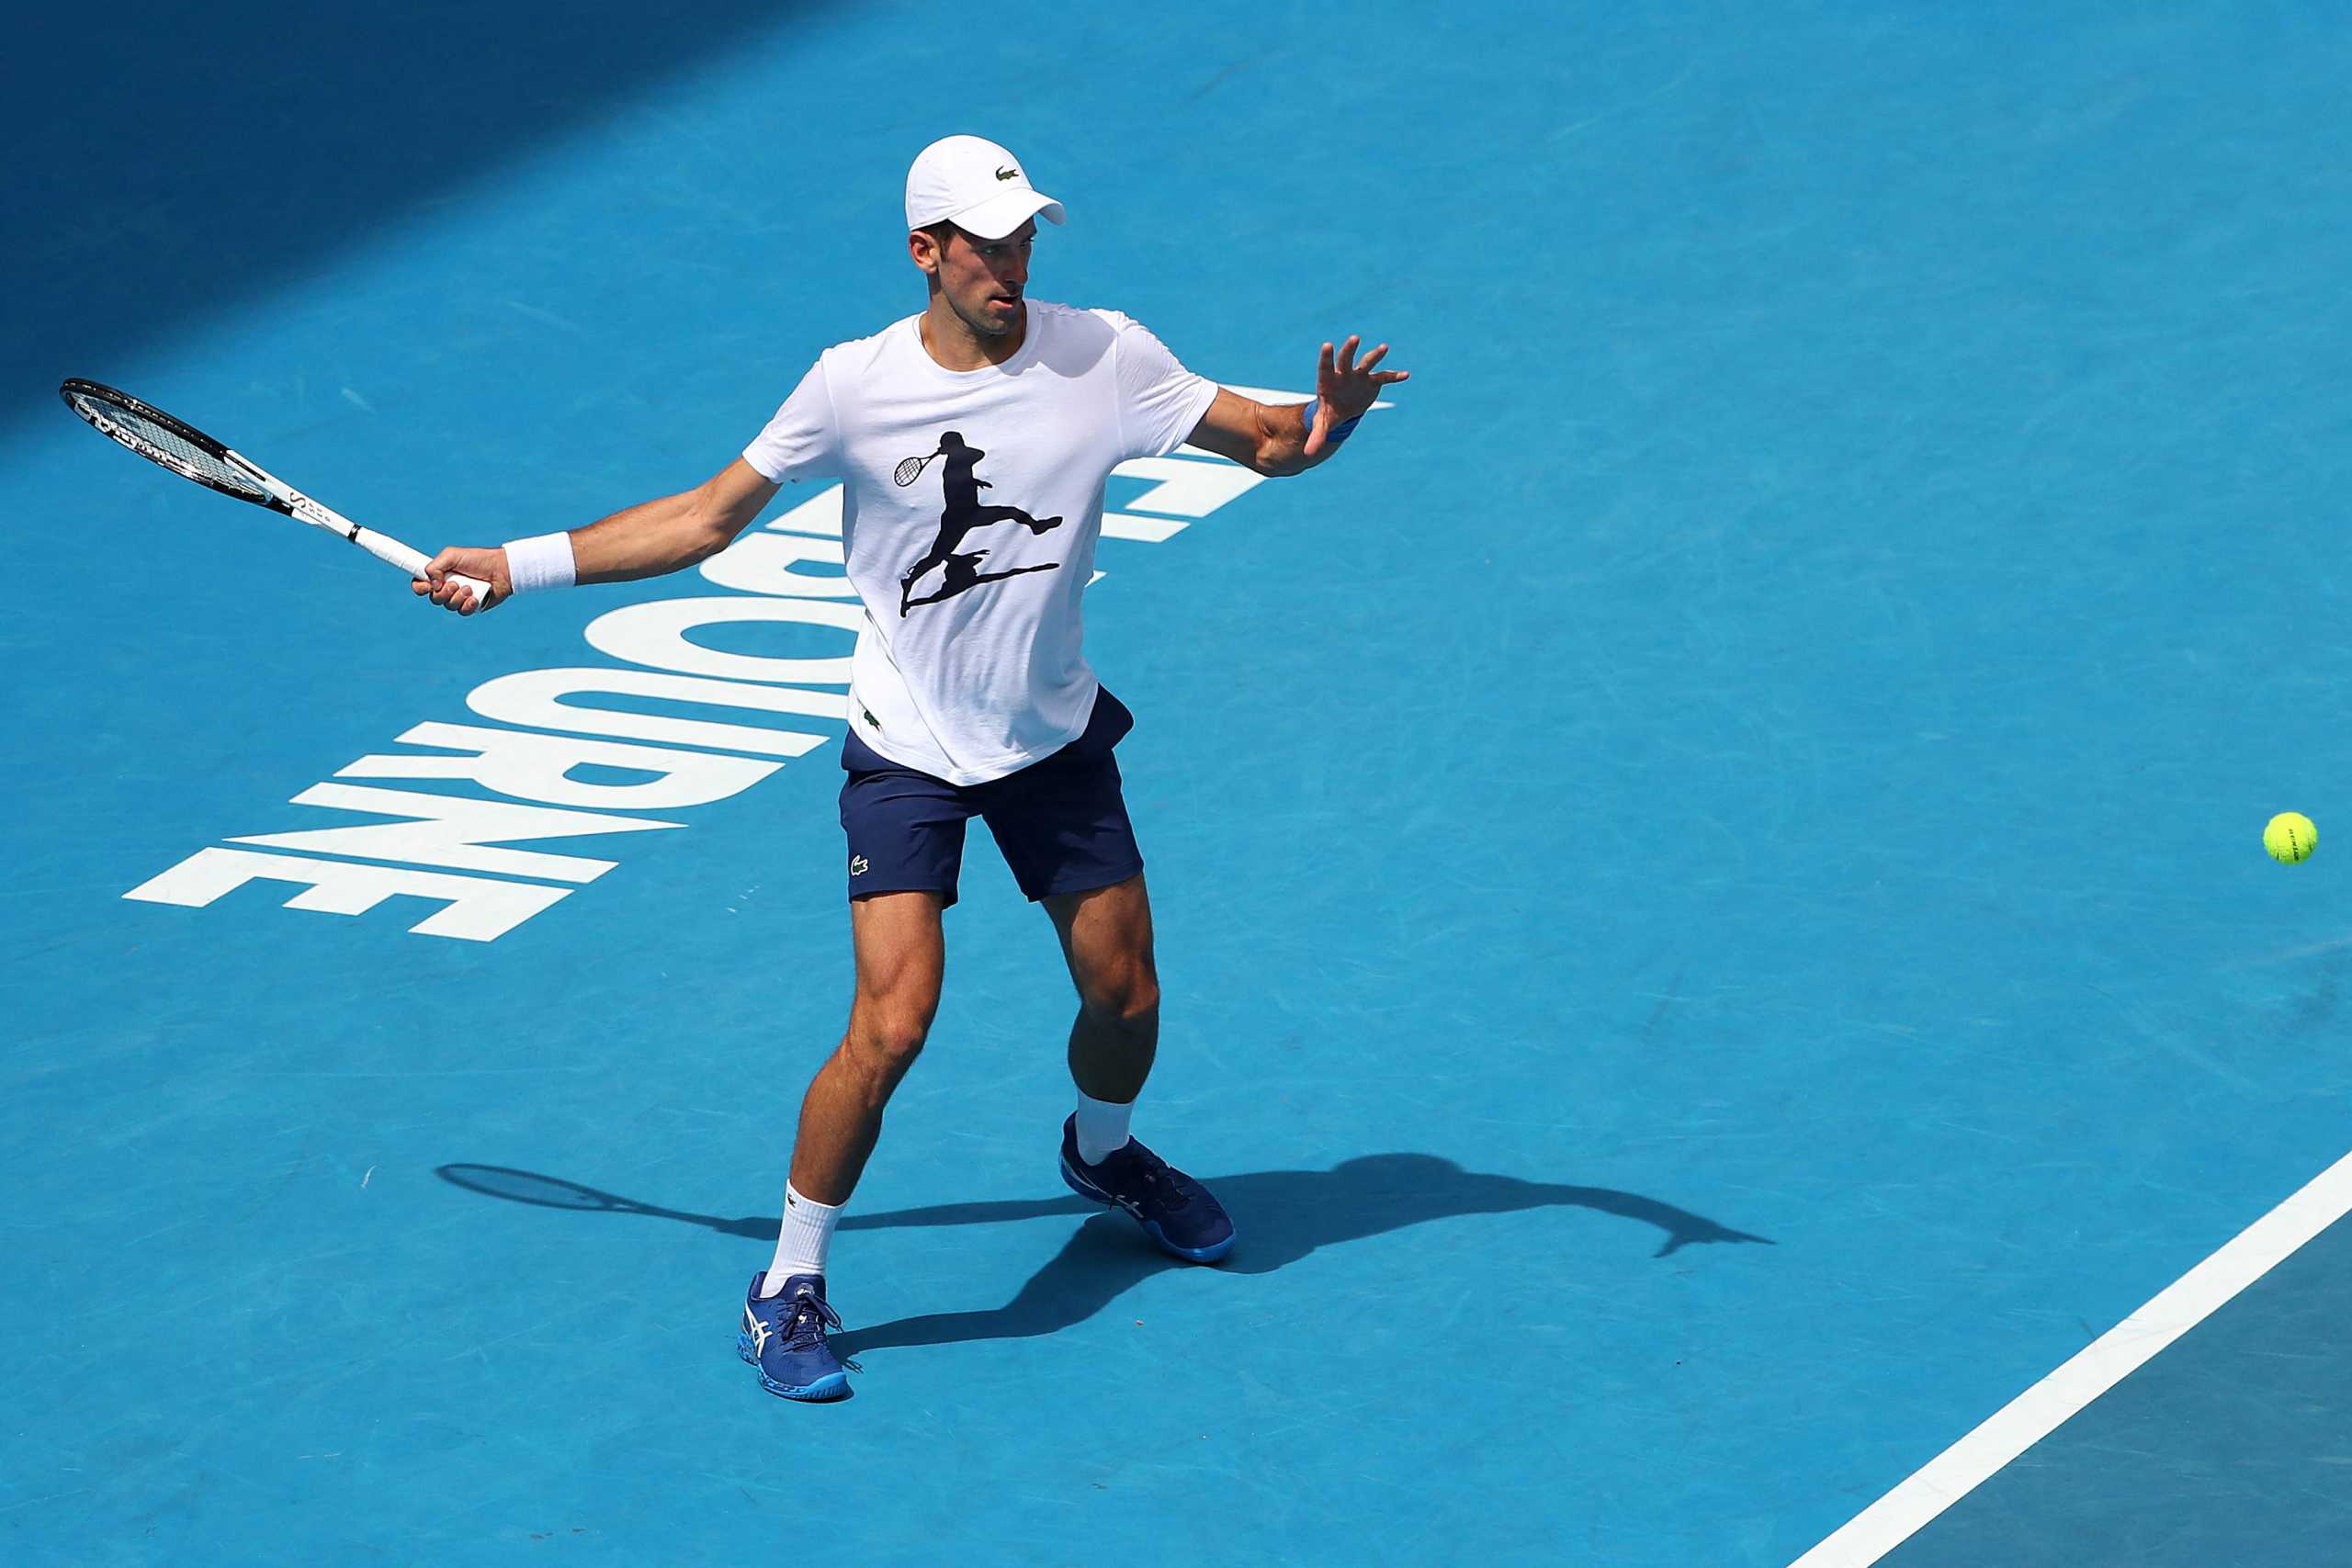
[931,220,1035,337]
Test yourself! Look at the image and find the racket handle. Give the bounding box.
[441,571,497,607]
[354,526,495,607]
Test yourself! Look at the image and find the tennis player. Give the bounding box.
[416,134,1408,1402]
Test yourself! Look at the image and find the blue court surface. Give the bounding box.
[6,4,2350,1563]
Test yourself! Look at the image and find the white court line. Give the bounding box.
[1792,1145,2352,1568]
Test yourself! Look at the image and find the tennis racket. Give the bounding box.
[893,449,944,487]
[60,378,494,604]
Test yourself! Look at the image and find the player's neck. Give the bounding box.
[920,298,1026,371]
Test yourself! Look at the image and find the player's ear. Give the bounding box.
[910,222,958,278]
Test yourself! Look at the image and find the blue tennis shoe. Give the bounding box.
[1059,1115,1236,1263]
[738,1272,850,1402]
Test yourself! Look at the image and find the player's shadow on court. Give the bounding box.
[437,1155,1771,1356]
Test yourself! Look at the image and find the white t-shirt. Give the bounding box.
[741,302,1218,784]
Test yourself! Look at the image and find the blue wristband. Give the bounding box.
[1301,399,1363,449]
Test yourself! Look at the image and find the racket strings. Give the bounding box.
[66,390,264,500]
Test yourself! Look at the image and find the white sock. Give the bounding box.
[759,1182,843,1297]
[1073,1092,1135,1166]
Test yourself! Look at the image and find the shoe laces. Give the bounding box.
[1118,1144,1193,1211]
[779,1289,842,1349]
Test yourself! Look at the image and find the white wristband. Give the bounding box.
[502,532,577,594]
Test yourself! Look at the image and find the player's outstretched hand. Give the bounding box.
[414,546,512,615]
[1306,333,1410,457]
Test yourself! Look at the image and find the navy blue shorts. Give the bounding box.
[838,690,1142,907]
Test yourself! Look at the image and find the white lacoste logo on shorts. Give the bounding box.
[850,855,869,876]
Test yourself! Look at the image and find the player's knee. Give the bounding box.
[1082,965,1159,1032]
[846,1009,930,1080]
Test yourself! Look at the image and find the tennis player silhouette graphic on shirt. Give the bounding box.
[899,431,1062,615]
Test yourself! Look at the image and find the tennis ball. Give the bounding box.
[2265,812,2318,864]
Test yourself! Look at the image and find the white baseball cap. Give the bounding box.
[904,135,1067,241]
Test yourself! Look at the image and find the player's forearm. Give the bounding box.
[568,490,736,583]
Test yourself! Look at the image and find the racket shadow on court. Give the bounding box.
[435,1157,1771,1356]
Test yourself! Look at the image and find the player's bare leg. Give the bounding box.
[1047,872,1159,1101]
[742,891,944,1399]
[788,890,946,1205]
[1047,872,1234,1261]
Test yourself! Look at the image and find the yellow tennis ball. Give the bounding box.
[2265,812,2318,863]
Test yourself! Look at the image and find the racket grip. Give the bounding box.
[441,571,497,607]
[354,526,495,608]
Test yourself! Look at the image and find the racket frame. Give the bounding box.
[61,378,494,604]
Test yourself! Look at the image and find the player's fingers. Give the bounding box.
[1317,342,1335,384]
[1336,333,1361,377]
[1357,343,1389,373]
